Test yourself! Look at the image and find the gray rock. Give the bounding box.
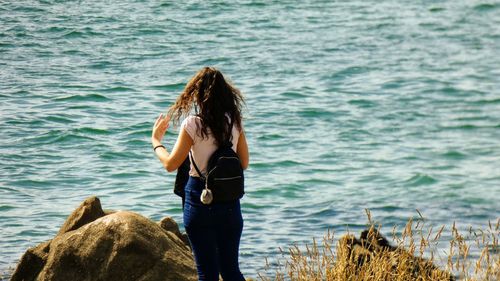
[159,216,182,238]
[10,240,50,281]
[57,196,105,235]
[11,197,197,281]
[158,216,190,248]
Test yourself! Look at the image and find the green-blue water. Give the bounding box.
[1,0,499,277]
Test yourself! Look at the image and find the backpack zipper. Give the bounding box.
[205,157,241,186]
[217,157,240,160]
[214,176,242,181]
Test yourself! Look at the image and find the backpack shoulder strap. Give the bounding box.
[223,141,233,148]
[189,151,205,179]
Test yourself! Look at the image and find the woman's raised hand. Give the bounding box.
[152,113,170,143]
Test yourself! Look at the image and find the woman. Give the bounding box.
[151,67,249,281]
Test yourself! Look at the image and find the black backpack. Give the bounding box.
[201,142,245,203]
[174,142,244,204]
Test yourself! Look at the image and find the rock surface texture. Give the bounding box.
[11,196,197,281]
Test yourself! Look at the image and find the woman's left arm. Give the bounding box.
[152,114,193,172]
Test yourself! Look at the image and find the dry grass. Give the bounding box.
[258,210,499,281]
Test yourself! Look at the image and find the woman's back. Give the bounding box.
[182,115,242,177]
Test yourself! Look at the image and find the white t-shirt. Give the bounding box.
[181,116,241,177]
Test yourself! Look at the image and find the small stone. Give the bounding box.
[159,216,182,237]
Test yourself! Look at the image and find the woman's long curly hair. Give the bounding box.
[168,67,245,146]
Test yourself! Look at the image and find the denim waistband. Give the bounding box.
[186,176,204,191]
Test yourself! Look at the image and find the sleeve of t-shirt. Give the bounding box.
[181,116,197,142]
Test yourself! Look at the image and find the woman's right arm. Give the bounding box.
[152,114,193,172]
[237,131,249,170]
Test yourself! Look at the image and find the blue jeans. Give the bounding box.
[183,176,245,281]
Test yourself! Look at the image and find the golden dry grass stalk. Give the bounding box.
[259,212,499,281]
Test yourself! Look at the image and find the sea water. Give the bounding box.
[1,0,499,277]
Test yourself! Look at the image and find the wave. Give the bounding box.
[471,98,500,105]
[473,3,499,11]
[429,7,445,12]
[439,124,500,131]
[404,173,438,186]
[26,127,105,145]
[43,115,75,124]
[348,99,377,108]
[330,66,376,80]
[53,93,110,102]
[279,91,308,99]
[250,160,306,169]
[0,205,16,211]
[149,82,185,91]
[100,86,137,93]
[441,150,467,160]
[60,28,104,39]
[74,127,111,135]
[256,133,284,141]
[297,108,333,118]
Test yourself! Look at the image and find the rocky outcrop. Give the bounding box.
[56,196,105,235]
[338,227,455,281]
[11,197,196,281]
[158,217,190,247]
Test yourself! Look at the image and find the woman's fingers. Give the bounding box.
[153,113,170,131]
[154,114,163,127]
[152,113,171,142]
[164,114,171,123]
[163,115,170,129]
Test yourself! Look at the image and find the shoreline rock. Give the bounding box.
[11,196,196,281]
[338,227,455,280]
[9,196,456,281]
